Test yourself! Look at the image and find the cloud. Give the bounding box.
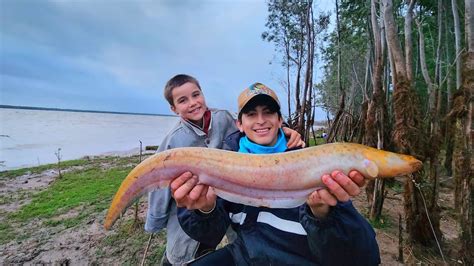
[0,0,329,120]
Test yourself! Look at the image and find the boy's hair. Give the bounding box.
[164,74,201,106]
[238,94,282,122]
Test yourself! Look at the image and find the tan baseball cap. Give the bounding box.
[237,82,281,114]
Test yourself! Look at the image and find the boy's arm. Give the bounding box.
[281,127,306,149]
[300,201,381,265]
[307,170,365,218]
[177,200,230,247]
[171,171,230,246]
[300,171,380,265]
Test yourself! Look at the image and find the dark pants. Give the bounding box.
[189,247,235,266]
[160,243,218,266]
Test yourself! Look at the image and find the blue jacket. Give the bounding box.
[178,131,381,265]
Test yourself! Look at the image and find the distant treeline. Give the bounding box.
[0,104,177,117]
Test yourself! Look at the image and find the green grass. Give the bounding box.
[0,222,15,244]
[9,166,131,222]
[308,137,326,146]
[0,154,168,263]
[386,179,404,193]
[0,155,146,245]
[368,214,392,229]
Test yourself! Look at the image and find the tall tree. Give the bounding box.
[383,0,442,246]
[263,1,327,140]
[365,0,389,220]
[449,0,473,262]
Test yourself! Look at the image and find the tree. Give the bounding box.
[365,0,390,220]
[263,0,329,141]
[383,0,443,246]
[313,0,470,261]
[449,0,473,262]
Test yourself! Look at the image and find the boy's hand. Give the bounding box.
[307,170,365,218]
[170,171,216,212]
[282,127,306,149]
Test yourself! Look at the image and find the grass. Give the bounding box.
[0,222,15,244]
[386,179,404,193]
[308,137,326,146]
[0,156,139,245]
[368,214,392,229]
[10,167,131,222]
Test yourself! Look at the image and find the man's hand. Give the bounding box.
[282,127,306,149]
[307,170,365,218]
[170,171,216,212]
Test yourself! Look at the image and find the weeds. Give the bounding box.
[0,222,15,245]
[369,214,392,229]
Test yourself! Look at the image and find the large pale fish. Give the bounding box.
[104,143,422,230]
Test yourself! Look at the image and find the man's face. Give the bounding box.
[237,105,282,146]
[170,82,207,125]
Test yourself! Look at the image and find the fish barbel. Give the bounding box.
[104,143,422,230]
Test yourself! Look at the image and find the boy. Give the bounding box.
[171,83,380,265]
[145,75,304,265]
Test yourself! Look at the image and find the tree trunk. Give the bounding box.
[456,1,473,262]
[452,0,462,90]
[366,0,388,220]
[416,14,443,244]
[300,0,314,141]
[328,0,346,143]
[285,38,292,123]
[444,16,454,174]
[404,0,415,84]
[383,0,441,246]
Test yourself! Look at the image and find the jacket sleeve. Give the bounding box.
[300,201,381,265]
[177,198,231,247]
[144,136,174,233]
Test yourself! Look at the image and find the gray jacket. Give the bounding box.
[145,108,237,264]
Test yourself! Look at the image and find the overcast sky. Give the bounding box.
[0,0,333,119]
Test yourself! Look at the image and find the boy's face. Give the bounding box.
[237,105,283,146]
[170,82,207,124]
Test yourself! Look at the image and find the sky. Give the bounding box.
[0,0,333,119]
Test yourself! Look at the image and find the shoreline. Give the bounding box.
[0,148,157,172]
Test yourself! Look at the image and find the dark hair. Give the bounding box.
[238,94,282,121]
[164,74,201,106]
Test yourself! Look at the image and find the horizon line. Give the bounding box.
[0,104,177,117]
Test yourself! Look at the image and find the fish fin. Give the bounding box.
[214,189,306,209]
[363,159,379,178]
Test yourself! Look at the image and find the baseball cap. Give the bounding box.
[237,82,281,114]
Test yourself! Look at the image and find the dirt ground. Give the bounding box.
[0,165,462,265]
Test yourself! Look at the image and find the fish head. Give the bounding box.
[363,148,423,178]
